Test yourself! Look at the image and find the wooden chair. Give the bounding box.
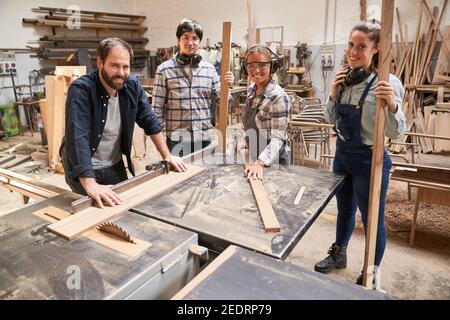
[288,98,333,169]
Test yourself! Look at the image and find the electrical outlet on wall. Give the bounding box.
[320,45,334,70]
[0,51,17,76]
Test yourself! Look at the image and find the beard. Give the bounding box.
[101,68,128,90]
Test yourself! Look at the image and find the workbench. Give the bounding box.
[174,246,393,300]
[0,195,202,300]
[132,155,344,259]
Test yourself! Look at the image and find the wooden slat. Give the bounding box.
[293,186,306,206]
[247,0,256,47]
[364,0,394,289]
[434,113,450,151]
[360,0,367,21]
[218,21,232,153]
[432,25,450,83]
[406,131,450,140]
[23,18,147,32]
[239,148,280,233]
[422,0,450,56]
[0,168,78,197]
[48,165,206,240]
[35,6,146,19]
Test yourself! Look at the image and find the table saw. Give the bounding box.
[0,151,346,299]
[132,154,344,259]
[0,195,203,299]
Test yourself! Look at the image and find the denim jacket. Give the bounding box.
[60,70,161,181]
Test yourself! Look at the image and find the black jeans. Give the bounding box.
[62,157,128,196]
[166,137,211,157]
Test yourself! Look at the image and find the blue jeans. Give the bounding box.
[333,140,392,266]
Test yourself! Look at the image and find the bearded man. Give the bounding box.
[60,38,186,207]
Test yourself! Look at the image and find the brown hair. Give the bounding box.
[350,19,381,71]
[97,37,134,64]
[245,43,272,61]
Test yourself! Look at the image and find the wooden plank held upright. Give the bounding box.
[363,0,395,289]
[218,21,232,154]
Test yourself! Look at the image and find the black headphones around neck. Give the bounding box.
[241,43,281,76]
[343,66,370,88]
[176,53,202,67]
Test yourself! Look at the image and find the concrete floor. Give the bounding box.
[286,197,450,299]
[0,133,449,299]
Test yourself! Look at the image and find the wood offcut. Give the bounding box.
[239,148,281,233]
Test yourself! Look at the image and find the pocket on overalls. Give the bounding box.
[336,115,353,141]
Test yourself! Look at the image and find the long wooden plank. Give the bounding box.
[247,0,256,47]
[48,165,206,240]
[364,0,394,288]
[218,22,232,154]
[35,6,146,19]
[23,18,147,32]
[0,167,78,197]
[239,148,280,233]
[422,0,450,56]
[406,131,450,140]
[433,26,450,83]
[71,167,166,213]
[434,113,450,151]
[71,142,218,213]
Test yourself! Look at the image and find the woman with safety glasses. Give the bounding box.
[240,43,291,180]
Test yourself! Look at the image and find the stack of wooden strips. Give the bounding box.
[39,66,86,173]
[390,0,450,154]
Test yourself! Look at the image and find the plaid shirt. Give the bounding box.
[246,79,290,165]
[152,57,220,141]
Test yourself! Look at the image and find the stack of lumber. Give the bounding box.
[390,0,450,153]
[23,6,149,69]
[39,66,86,173]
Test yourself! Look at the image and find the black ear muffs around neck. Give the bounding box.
[343,67,369,87]
[176,53,202,67]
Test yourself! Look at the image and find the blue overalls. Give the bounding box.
[333,76,391,266]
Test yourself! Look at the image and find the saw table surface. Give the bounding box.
[133,156,344,259]
[175,246,393,300]
[0,195,199,300]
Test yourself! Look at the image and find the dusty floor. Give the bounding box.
[0,132,449,299]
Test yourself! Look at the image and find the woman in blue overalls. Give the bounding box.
[240,44,290,180]
[314,19,406,289]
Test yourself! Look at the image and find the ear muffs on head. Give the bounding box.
[242,44,280,76]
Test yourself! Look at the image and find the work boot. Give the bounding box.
[314,243,347,273]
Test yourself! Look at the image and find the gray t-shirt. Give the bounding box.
[92,95,122,169]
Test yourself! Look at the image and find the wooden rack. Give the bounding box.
[23,6,149,70]
[390,0,450,154]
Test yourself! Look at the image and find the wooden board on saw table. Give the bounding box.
[47,165,206,240]
[240,148,280,233]
[33,206,151,257]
